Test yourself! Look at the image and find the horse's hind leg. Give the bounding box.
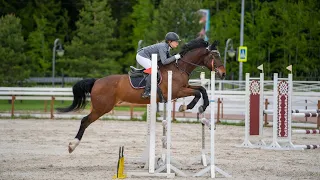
[68,110,104,153]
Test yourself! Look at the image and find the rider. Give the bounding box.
[136,32,181,98]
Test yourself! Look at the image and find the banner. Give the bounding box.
[198,9,210,41]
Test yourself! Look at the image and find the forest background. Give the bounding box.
[1,0,319,86]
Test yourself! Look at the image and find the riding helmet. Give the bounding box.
[165,32,181,42]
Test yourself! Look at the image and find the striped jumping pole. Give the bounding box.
[292,113,320,117]
[264,110,320,114]
[239,73,265,148]
[292,109,320,113]
[292,129,320,134]
[294,145,320,149]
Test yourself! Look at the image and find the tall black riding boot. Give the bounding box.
[141,74,151,99]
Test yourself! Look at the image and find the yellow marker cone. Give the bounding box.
[113,146,126,179]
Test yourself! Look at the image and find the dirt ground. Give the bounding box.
[0,119,319,180]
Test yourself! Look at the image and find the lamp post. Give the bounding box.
[52,38,64,87]
[224,38,236,70]
[239,0,245,81]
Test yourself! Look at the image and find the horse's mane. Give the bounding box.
[180,38,209,56]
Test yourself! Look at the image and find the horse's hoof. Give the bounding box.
[198,105,204,113]
[68,143,74,153]
[179,105,187,112]
[68,139,80,154]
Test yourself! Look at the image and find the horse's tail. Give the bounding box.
[56,78,96,113]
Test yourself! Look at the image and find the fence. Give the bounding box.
[1,79,320,124]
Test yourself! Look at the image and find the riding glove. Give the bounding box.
[174,54,181,60]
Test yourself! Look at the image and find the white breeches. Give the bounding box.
[136,54,151,69]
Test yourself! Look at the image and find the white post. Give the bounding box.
[200,72,207,166]
[265,73,281,149]
[166,71,172,174]
[210,71,216,178]
[258,73,266,146]
[193,71,231,178]
[148,54,158,173]
[239,73,253,147]
[288,73,293,144]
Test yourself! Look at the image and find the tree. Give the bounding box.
[118,0,155,70]
[26,16,51,77]
[109,0,139,72]
[61,0,121,78]
[0,15,29,86]
[149,0,203,44]
[131,0,154,49]
[208,1,241,79]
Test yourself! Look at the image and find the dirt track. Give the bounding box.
[0,119,319,180]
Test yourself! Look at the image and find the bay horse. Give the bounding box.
[57,38,226,153]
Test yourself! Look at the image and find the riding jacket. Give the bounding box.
[137,42,176,65]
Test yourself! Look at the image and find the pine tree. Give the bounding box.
[0,15,29,86]
[149,0,203,44]
[131,0,154,49]
[26,16,51,77]
[119,0,155,69]
[62,0,121,77]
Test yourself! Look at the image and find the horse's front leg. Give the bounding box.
[176,87,201,112]
[187,85,209,113]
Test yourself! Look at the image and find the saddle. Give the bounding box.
[128,66,165,103]
[128,66,161,89]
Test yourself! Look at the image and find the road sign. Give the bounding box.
[238,46,247,62]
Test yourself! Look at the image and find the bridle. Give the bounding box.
[175,47,221,76]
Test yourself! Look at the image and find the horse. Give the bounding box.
[57,38,226,153]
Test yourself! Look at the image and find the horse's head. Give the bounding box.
[178,39,226,79]
[203,41,226,79]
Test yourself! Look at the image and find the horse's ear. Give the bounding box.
[212,40,219,46]
[210,40,219,50]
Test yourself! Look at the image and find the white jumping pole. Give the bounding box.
[210,71,216,178]
[200,72,209,166]
[239,73,253,148]
[194,71,231,178]
[154,71,186,177]
[128,54,175,178]
[148,54,158,173]
[188,72,210,166]
[166,71,172,175]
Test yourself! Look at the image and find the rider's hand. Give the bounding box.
[174,54,181,60]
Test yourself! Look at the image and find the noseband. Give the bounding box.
[208,50,222,72]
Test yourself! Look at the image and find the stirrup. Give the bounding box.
[141,92,150,99]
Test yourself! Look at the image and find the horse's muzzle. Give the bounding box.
[220,72,226,79]
[216,66,226,80]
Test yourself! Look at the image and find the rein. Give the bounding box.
[175,50,218,76]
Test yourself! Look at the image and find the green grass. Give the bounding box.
[219,121,245,126]
[0,100,146,112]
